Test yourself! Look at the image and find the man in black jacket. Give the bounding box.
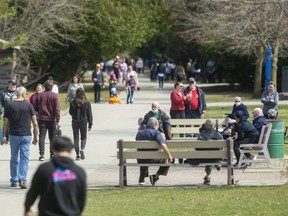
[233,110,259,169]
[140,102,172,140]
[24,137,87,216]
[92,63,104,103]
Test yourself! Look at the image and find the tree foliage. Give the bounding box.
[169,0,288,97]
[1,0,175,87]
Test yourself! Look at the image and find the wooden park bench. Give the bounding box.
[117,139,234,187]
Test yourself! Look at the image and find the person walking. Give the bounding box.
[184,77,206,119]
[66,74,84,104]
[92,64,104,103]
[69,88,93,160]
[47,76,59,94]
[2,86,38,189]
[157,60,165,90]
[0,79,17,114]
[0,79,17,140]
[261,81,279,118]
[174,62,186,82]
[34,80,60,161]
[24,136,87,216]
[126,73,137,104]
[29,84,44,105]
[136,117,173,186]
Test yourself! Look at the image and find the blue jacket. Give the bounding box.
[230,103,249,120]
[253,116,268,134]
[235,119,259,143]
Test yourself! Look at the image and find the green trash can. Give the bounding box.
[267,120,284,158]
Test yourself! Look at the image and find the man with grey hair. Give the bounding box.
[140,102,172,140]
[136,117,173,186]
[2,86,38,189]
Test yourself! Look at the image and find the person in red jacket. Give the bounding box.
[170,81,191,119]
[29,84,44,105]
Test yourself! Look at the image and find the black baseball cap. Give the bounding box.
[8,80,17,85]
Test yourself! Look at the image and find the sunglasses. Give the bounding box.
[235,101,241,102]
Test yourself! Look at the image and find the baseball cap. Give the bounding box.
[8,80,17,85]
[96,64,100,68]
[235,110,244,119]
[47,76,53,80]
[188,77,195,83]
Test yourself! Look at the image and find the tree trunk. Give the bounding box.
[253,46,264,98]
[272,38,280,89]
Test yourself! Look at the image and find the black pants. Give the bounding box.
[72,121,87,156]
[138,158,169,180]
[234,137,258,163]
[139,166,169,180]
[94,84,102,103]
[38,120,56,156]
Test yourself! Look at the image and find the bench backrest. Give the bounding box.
[117,139,233,161]
[170,118,224,135]
[138,117,225,135]
[258,123,272,146]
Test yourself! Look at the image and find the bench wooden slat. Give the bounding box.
[122,163,225,167]
[121,151,228,159]
[171,127,201,134]
[118,140,228,149]
[170,118,224,126]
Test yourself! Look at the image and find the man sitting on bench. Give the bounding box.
[140,102,172,140]
[136,117,173,186]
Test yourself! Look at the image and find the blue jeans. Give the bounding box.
[127,88,134,104]
[10,135,32,184]
[185,110,201,119]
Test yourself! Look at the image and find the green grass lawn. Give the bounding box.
[83,184,288,215]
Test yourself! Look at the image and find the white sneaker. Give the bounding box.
[139,181,145,185]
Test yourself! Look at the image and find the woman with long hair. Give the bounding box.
[66,75,84,104]
[69,88,93,160]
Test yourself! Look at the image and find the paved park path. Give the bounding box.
[0,74,287,215]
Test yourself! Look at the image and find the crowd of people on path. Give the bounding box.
[147,57,221,92]
[0,73,93,190]
[0,54,282,214]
